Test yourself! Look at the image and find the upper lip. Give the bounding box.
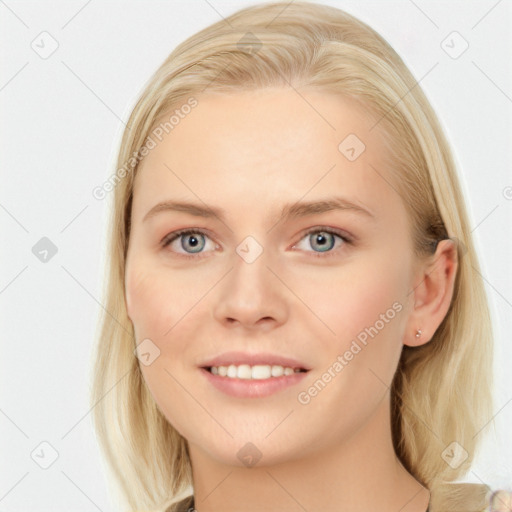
[200,351,311,370]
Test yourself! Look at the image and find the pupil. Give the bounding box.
[312,232,333,252]
[183,234,204,253]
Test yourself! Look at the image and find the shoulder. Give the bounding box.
[430,482,510,512]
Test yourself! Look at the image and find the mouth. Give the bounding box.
[199,351,311,376]
[202,364,309,380]
[198,352,311,397]
[200,364,310,398]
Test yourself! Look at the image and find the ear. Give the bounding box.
[404,239,459,347]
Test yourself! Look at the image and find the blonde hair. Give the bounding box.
[89,2,496,511]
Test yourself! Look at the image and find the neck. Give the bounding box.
[188,398,430,512]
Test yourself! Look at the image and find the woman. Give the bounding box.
[89,2,507,511]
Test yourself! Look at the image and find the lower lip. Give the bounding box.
[200,367,309,398]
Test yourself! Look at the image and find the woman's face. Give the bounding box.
[125,88,422,467]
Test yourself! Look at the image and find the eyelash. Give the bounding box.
[161,226,353,260]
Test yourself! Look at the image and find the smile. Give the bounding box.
[207,364,308,379]
[200,365,310,398]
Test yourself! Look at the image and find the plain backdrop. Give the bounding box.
[1,0,511,510]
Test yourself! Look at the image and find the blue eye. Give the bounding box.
[162,229,212,255]
[161,227,352,259]
[293,227,351,257]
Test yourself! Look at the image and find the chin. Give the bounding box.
[190,430,308,469]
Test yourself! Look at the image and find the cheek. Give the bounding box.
[125,262,179,340]
[298,255,409,355]
[125,260,210,348]
[125,261,235,444]
[328,269,400,316]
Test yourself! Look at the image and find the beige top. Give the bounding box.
[168,483,492,512]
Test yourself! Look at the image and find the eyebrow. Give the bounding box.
[142,196,375,224]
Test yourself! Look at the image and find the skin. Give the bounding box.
[492,491,512,511]
[124,88,458,512]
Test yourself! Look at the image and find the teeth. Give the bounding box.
[208,364,303,379]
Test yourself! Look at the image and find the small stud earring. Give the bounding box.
[415,329,422,339]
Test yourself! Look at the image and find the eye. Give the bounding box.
[161,229,217,258]
[292,227,352,257]
[161,226,352,259]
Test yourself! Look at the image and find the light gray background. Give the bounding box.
[1,0,511,510]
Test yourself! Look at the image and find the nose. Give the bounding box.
[212,245,289,330]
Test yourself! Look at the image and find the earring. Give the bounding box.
[415,329,422,339]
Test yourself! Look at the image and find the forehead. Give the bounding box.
[131,88,401,224]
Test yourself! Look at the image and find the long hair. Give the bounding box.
[89,2,495,510]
